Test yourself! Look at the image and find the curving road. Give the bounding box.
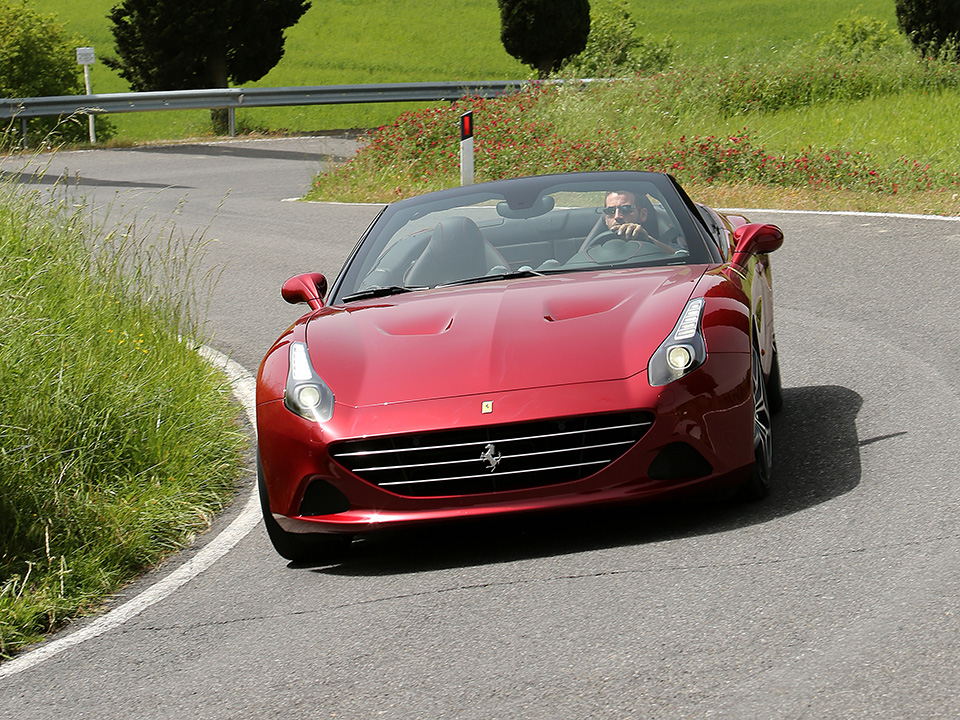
[2,138,960,719]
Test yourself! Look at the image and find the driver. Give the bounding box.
[603,190,677,254]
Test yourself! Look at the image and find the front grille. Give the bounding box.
[329,411,653,498]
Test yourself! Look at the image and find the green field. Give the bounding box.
[28,0,903,140]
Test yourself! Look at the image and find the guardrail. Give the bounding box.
[0,80,533,143]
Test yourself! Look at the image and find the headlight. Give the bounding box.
[284,341,335,422]
[648,298,707,387]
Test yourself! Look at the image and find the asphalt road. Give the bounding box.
[2,138,960,719]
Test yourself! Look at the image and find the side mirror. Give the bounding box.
[731,223,783,268]
[281,272,327,310]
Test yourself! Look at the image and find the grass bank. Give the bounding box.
[0,171,247,658]
[306,47,960,216]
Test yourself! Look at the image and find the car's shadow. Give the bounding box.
[300,385,868,576]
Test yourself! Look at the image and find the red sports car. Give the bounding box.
[256,171,783,561]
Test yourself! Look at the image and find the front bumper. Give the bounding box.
[256,353,754,534]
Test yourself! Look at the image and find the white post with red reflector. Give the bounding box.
[460,111,474,185]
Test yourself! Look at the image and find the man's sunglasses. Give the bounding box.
[602,204,636,216]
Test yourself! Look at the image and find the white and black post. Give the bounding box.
[460,111,474,186]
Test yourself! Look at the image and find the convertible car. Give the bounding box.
[256,171,784,561]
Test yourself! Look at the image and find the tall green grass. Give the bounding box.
[539,47,960,173]
[306,37,960,215]
[0,168,247,658]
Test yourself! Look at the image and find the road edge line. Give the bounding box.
[0,347,259,681]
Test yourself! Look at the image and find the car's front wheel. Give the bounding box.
[742,345,773,500]
[257,455,351,563]
[766,336,784,414]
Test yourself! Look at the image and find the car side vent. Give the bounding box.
[329,411,653,498]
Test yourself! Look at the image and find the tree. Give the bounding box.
[0,0,82,98]
[104,0,311,91]
[895,0,960,60]
[0,0,113,145]
[498,0,590,79]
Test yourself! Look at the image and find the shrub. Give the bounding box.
[561,0,673,78]
[0,0,80,98]
[819,9,904,60]
[498,0,591,79]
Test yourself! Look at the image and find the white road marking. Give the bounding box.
[0,347,260,681]
[721,207,960,222]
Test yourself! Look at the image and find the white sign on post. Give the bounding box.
[76,47,96,143]
[76,47,96,66]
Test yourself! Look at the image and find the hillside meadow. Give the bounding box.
[23,0,959,214]
[28,0,903,138]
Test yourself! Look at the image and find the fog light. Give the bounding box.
[297,386,322,408]
[666,345,694,371]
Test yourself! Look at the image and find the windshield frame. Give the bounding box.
[328,172,720,305]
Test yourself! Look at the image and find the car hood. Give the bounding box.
[306,266,706,407]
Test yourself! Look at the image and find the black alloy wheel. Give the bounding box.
[742,345,773,500]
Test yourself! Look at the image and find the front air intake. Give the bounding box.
[329,411,653,498]
[298,479,351,516]
[647,442,713,480]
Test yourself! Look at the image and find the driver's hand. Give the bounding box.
[614,223,649,241]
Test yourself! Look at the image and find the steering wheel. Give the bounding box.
[580,229,621,253]
[582,227,659,253]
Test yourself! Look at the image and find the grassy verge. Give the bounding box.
[305,47,960,216]
[0,169,247,659]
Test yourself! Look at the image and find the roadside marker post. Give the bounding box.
[460,111,474,185]
[76,46,97,143]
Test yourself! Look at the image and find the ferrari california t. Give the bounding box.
[256,171,784,561]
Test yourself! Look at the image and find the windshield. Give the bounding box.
[331,172,717,304]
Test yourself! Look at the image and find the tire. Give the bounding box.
[742,345,773,500]
[766,336,784,414]
[257,455,351,563]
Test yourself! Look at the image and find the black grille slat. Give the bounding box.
[329,412,653,498]
[334,422,646,459]
[379,460,611,487]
